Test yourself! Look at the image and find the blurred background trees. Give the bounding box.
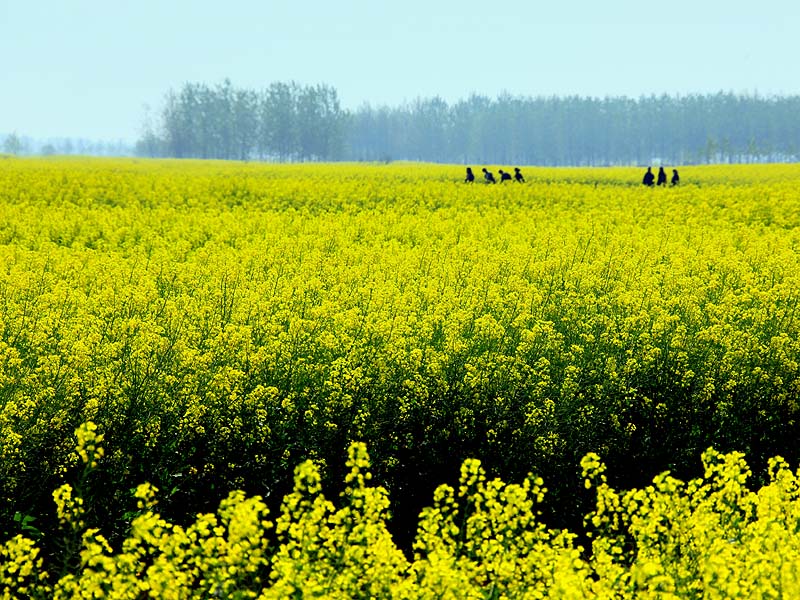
[6,83,799,164]
[138,83,800,165]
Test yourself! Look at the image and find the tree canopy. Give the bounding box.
[138,82,800,165]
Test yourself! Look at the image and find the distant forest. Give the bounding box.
[135,80,800,166]
[1,133,132,158]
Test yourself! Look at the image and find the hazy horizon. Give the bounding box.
[2,0,799,142]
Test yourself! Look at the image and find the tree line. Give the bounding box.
[136,80,346,162]
[136,80,800,165]
[1,133,132,157]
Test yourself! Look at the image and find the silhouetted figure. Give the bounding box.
[465,167,475,183]
[671,169,680,186]
[643,167,655,187]
[657,166,667,186]
[499,169,512,182]
[482,168,496,184]
[514,167,525,183]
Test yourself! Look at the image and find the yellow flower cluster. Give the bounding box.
[72,421,104,469]
[581,448,800,598]
[4,424,800,598]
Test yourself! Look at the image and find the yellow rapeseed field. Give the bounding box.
[1,157,800,597]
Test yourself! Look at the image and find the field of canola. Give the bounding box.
[1,157,800,597]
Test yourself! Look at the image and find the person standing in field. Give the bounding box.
[498,169,512,182]
[482,168,496,184]
[643,167,655,186]
[514,167,525,182]
[671,169,680,186]
[465,167,475,183]
[657,166,667,186]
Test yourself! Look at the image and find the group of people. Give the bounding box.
[465,167,525,184]
[464,165,680,186]
[643,166,680,187]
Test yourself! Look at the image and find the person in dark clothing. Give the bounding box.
[514,167,525,183]
[643,167,655,186]
[671,169,680,186]
[498,169,512,182]
[465,167,475,183]
[482,168,496,184]
[657,166,667,186]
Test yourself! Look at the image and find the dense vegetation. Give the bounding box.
[136,80,800,164]
[1,158,800,596]
[6,429,800,598]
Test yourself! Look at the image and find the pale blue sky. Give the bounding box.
[1,0,798,141]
